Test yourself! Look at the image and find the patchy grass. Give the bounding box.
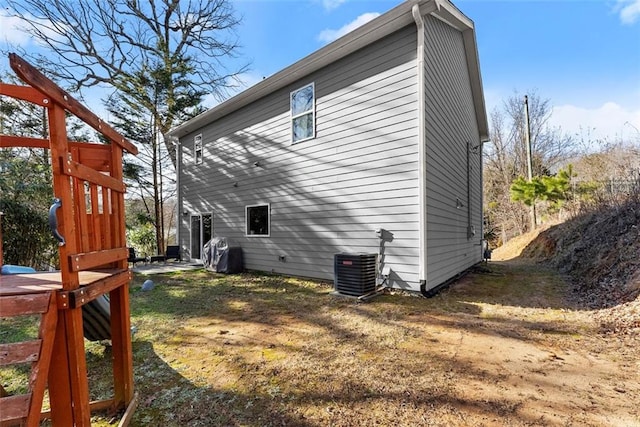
[0,315,39,396]
[2,266,639,426]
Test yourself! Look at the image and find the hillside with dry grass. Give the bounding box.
[495,196,640,334]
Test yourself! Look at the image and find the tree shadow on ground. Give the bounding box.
[129,266,587,356]
[87,339,320,427]
[114,268,622,426]
[87,341,568,427]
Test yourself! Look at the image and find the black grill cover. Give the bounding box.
[202,237,243,274]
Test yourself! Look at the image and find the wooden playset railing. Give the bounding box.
[0,53,138,426]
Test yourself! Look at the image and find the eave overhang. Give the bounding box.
[168,0,488,142]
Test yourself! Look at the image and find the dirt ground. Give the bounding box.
[421,262,639,426]
[121,255,640,426]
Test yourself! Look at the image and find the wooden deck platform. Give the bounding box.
[0,270,121,297]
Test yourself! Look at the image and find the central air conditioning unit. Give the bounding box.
[334,253,377,297]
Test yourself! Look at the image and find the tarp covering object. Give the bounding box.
[202,237,243,274]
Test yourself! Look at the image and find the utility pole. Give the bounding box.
[524,95,536,230]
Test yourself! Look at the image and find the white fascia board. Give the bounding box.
[433,0,474,31]
[462,29,489,142]
[430,0,489,142]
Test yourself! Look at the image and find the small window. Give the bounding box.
[291,83,315,143]
[245,204,270,237]
[194,134,203,165]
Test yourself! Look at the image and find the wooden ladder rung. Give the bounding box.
[0,293,51,317]
[0,393,31,423]
[0,291,57,427]
[0,340,42,365]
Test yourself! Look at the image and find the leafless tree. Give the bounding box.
[5,0,247,254]
[5,0,247,167]
[484,91,577,244]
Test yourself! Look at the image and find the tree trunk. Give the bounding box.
[152,132,162,255]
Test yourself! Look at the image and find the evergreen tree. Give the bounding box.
[105,58,204,254]
[510,166,574,216]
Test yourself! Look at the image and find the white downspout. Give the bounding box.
[173,136,182,250]
[412,5,429,292]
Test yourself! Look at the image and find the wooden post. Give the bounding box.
[109,145,135,406]
[46,102,92,426]
[0,211,3,269]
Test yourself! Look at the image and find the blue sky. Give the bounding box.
[1,0,639,143]
[231,0,640,143]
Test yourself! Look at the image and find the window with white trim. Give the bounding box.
[194,134,203,165]
[245,204,270,237]
[290,83,315,143]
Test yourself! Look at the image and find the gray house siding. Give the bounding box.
[179,25,422,288]
[174,0,488,294]
[423,15,483,289]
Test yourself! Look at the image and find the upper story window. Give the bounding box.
[194,134,203,165]
[290,83,315,143]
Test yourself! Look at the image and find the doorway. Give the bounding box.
[189,212,212,262]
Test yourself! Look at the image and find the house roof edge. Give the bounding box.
[168,0,488,141]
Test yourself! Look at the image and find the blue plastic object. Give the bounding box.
[1,265,37,275]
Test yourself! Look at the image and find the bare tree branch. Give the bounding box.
[5,0,248,161]
[484,91,578,242]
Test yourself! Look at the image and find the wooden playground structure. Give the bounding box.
[0,54,138,426]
